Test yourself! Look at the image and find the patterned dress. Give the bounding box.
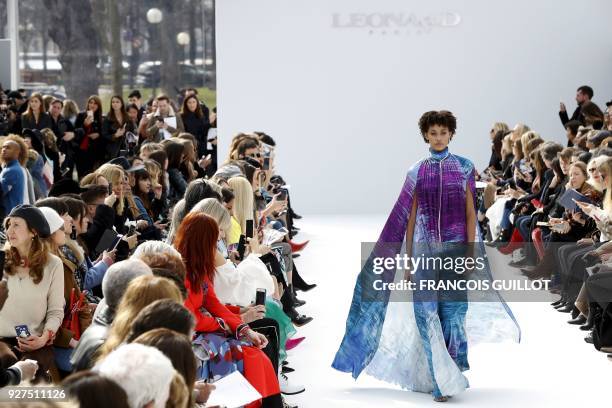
[332,146,521,398]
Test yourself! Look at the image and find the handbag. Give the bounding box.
[62,288,86,340]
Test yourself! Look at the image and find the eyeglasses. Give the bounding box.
[247,152,262,158]
[588,168,596,172]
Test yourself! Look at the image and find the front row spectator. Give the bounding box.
[0,205,64,382]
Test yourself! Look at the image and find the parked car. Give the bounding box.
[135,61,212,87]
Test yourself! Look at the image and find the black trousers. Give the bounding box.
[248,317,283,408]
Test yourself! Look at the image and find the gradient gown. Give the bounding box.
[332,146,521,398]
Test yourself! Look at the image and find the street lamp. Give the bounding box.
[177,32,190,63]
[146,8,163,95]
[146,8,163,24]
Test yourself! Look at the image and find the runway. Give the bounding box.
[283,215,610,407]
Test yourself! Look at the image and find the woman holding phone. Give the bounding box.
[74,95,104,178]
[0,205,64,382]
[174,212,283,407]
[103,95,134,161]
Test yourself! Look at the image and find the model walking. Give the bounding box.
[332,110,521,402]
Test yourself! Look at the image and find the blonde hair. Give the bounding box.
[98,275,182,359]
[61,99,79,118]
[227,176,254,232]
[96,164,143,218]
[512,123,531,142]
[190,197,232,237]
[521,131,540,158]
[144,159,162,188]
[597,157,612,213]
[492,122,509,134]
[165,371,189,408]
[139,142,163,159]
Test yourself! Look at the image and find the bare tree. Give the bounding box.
[43,0,101,107]
[108,0,122,95]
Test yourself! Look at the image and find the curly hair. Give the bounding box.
[418,110,457,143]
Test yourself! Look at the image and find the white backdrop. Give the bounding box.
[216,0,612,214]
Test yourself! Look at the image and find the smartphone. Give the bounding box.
[110,234,123,251]
[277,189,287,201]
[255,288,266,306]
[245,219,254,239]
[0,250,5,280]
[237,235,246,261]
[205,154,212,161]
[70,225,77,240]
[263,157,270,170]
[108,182,113,196]
[86,110,93,119]
[127,224,136,236]
[15,325,31,338]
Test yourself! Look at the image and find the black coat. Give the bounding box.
[21,112,52,131]
[181,111,210,157]
[102,116,136,160]
[74,111,106,162]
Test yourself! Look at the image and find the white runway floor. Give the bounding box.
[283,215,611,407]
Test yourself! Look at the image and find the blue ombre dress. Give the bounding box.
[332,146,521,398]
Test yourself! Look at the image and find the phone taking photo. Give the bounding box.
[246,219,254,239]
[255,288,266,306]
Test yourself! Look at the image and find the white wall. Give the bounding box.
[216,0,612,214]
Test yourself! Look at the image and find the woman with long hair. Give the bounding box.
[0,205,64,382]
[174,212,282,407]
[180,94,210,158]
[21,92,52,131]
[74,95,105,177]
[164,141,188,204]
[103,95,133,160]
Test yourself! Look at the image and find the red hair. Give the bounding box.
[174,212,219,291]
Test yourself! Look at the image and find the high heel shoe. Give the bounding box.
[580,313,595,331]
[292,267,317,292]
[554,301,569,310]
[289,240,309,253]
[286,337,306,351]
[568,315,586,325]
[551,298,564,306]
[557,304,574,313]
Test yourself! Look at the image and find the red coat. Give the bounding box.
[184,276,280,404]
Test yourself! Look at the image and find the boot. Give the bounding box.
[522,250,555,279]
[281,285,313,327]
[486,228,511,247]
[567,315,586,325]
[292,267,317,292]
[289,240,309,253]
[580,312,595,331]
[499,229,524,254]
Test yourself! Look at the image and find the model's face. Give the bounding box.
[426,125,452,151]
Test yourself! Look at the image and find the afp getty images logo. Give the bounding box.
[331,12,461,36]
